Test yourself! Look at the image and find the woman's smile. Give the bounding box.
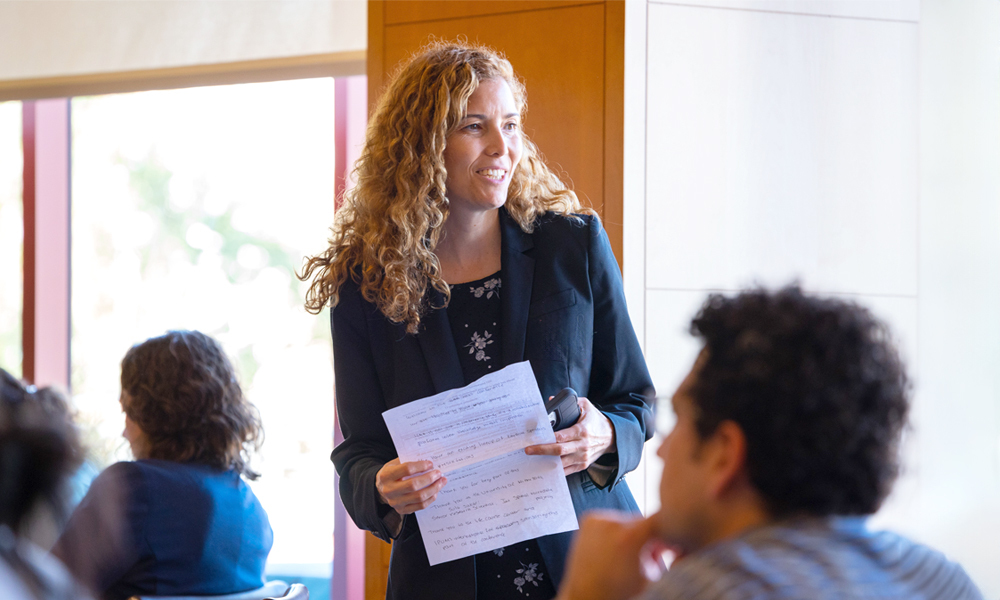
[477,168,508,182]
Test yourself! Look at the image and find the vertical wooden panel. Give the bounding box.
[21,98,70,389]
[367,0,385,115]
[364,534,391,600]
[603,0,625,266]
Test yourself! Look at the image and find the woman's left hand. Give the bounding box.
[524,397,616,475]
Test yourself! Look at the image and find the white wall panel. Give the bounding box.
[911,2,1000,591]
[645,4,918,296]
[629,1,999,593]
[623,0,649,346]
[649,0,919,21]
[644,290,709,398]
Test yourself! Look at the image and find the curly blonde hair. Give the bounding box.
[301,41,593,334]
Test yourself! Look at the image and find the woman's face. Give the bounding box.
[443,78,523,218]
[121,393,150,460]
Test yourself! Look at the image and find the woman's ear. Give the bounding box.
[705,420,749,499]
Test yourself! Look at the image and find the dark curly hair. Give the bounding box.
[688,285,910,517]
[0,368,81,533]
[120,331,263,480]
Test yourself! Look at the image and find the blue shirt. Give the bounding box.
[640,517,982,600]
[54,460,272,600]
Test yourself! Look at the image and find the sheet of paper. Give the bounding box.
[382,361,579,565]
[383,361,553,472]
[416,448,578,565]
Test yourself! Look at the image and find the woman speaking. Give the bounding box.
[302,42,653,600]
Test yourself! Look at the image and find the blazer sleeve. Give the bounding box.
[329,282,402,541]
[585,216,655,488]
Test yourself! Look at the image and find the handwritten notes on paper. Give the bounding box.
[417,449,577,565]
[385,361,552,473]
[382,361,579,565]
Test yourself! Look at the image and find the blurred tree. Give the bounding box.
[121,151,301,295]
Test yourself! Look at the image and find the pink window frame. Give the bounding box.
[332,74,369,600]
[21,98,71,390]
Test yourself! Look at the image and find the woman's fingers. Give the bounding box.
[525,441,586,474]
[525,397,616,475]
[375,459,446,513]
[393,474,448,514]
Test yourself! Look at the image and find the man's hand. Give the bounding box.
[556,512,666,600]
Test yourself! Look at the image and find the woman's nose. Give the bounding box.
[483,126,507,156]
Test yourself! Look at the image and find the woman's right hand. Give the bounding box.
[375,458,447,515]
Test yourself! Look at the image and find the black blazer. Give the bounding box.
[330,209,654,600]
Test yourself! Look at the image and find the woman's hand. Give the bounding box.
[524,397,616,475]
[375,459,447,515]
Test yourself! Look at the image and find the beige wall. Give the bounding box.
[0,0,366,100]
[625,0,999,595]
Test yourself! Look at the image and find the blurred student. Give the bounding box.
[557,286,983,600]
[53,331,272,600]
[0,368,92,600]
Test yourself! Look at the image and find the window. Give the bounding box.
[69,80,337,587]
[0,101,22,378]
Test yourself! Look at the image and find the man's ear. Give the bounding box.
[705,420,749,499]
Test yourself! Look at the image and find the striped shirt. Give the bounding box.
[639,517,982,600]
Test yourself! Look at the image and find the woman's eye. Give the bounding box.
[504,122,519,131]
[465,123,482,131]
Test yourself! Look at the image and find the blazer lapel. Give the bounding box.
[417,286,466,393]
[500,208,534,366]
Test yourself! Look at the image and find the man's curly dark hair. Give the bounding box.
[0,368,81,532]
[688,285,910,518]
[120,331,263,480]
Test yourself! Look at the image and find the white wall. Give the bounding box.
[623,0,1000,595]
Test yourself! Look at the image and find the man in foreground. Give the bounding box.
[557,286,982,600]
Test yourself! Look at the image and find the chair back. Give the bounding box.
[127,580,289,600]
[266,583,308,600]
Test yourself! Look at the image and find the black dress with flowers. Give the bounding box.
[447,272,557,600]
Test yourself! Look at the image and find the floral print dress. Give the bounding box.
[447,272,558,600]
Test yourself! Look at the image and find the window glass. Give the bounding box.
[70,80,336,584]
[0,101,22,378]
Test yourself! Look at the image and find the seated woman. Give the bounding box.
[0,368,92,600]
[53,331,272,600]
